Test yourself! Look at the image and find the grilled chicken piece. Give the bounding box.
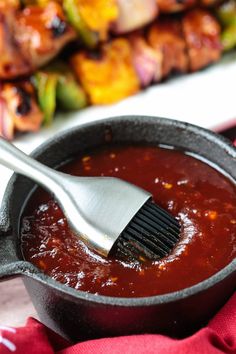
[15,2,76,71]
[157,0,196,13]
[113,0,158,34]
[182,9,221,72]
[0,81,43,140]
[0,2,76,80]
[129,32,162,87]
[0,10,31,79]
[148,18,189,78]
[71,39,140,104]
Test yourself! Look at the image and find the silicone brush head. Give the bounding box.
[114,199,181,262]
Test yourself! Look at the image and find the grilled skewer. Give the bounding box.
[0,3,226,139]
[71,9,221,102]
[0,0,225,81]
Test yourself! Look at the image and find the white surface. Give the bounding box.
[1,53,236,204]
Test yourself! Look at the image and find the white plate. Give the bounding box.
[1,52,236,203]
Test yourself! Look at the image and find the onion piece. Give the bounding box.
[130,33,163,87]
[113,0,158,34]
[0,96,14,140]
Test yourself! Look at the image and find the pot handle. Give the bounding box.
[0,218,24,281]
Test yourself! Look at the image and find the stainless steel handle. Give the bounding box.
[0,137,60,194]
[0,139,56,280]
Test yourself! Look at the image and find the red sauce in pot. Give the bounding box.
[21,145,236,297]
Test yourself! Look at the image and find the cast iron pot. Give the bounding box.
[0,116,235,342]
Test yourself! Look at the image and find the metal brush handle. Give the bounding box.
[0,137,152,258]
[0,137,61,195]
[0,137,115,255]
[0,137,180,261]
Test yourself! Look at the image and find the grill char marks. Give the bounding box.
[0,81,43,140]
[15,86,32,116]
[0,2,76,80]
[48,15,68,39]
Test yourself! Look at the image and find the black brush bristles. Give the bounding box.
[114,200,181,263]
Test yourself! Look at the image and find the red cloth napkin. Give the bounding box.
[0,292,235,354]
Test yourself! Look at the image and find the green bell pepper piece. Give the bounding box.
[34,72,58,125]
[34,63,87,122]
[63,0,98,48]
[216,0,236,27]
[57,73,87,110]
[221,23,236,51]
[44,61,88,110]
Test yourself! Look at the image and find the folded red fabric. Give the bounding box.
[0,292,235,354]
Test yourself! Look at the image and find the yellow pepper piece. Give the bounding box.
[76,0,118,40]
[71,39,140,105]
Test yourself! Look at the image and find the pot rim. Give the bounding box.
[3,115,236,306]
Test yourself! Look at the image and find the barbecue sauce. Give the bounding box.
[21,146,236,297]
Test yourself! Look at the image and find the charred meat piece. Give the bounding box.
[0,81,43,140]
[182,9,222,72]
[129,32,163,87]
[71,39,140,104]
[0,11,31,79]
[15,2,76,72]
[157,0,197,13]
[0,2,76,79]
[148,18,189,78]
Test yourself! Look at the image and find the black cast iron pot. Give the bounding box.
[0,116,235,342]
